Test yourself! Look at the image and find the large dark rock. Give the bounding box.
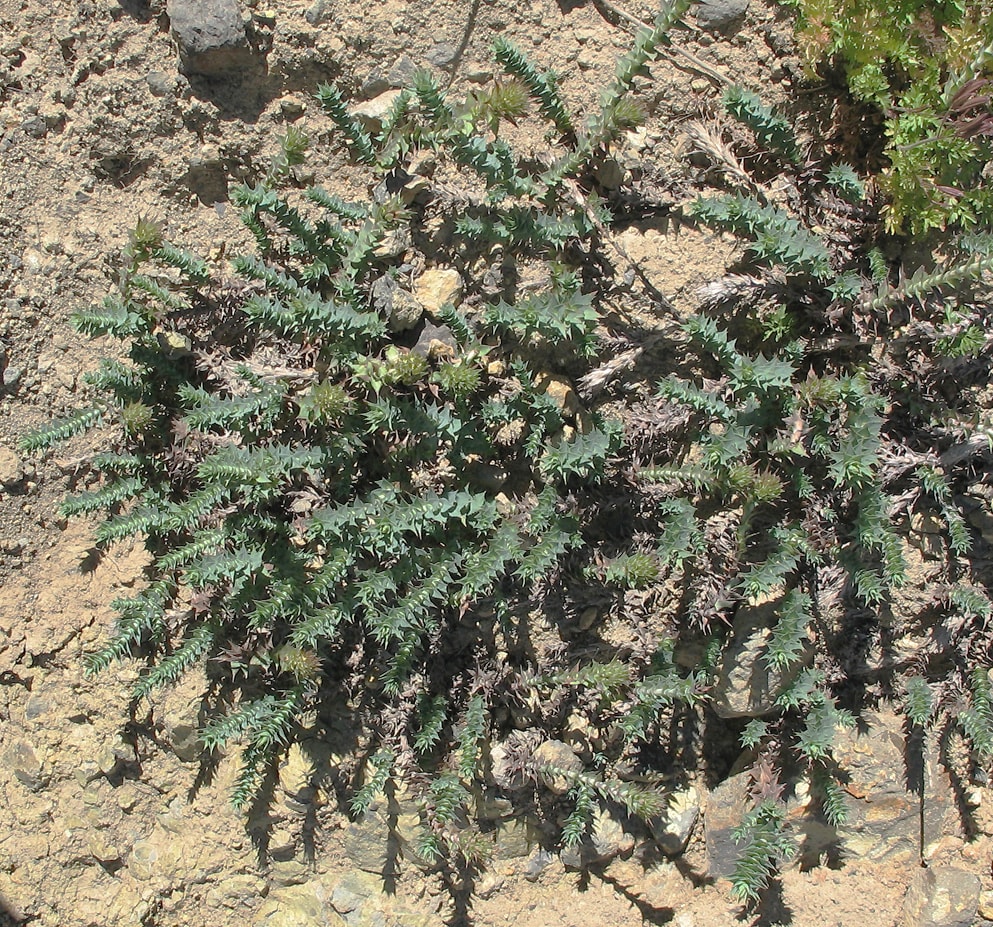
[167,0,255,77]
[694,0,749,34]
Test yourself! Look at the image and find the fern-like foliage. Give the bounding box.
[961,668,993,759]
[316,83,376,165]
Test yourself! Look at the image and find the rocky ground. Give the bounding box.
[1,0,993,925]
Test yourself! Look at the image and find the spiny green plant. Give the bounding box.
[731,800,796,902]
[21,11,695,858]
[723,86,800,163]
[656,76,993,897]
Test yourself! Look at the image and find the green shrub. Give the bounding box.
[785,0,993,235]
[21,4,689,853]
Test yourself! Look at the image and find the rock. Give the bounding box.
[23,692,52,721]
[128,832,185,882]
[559,811,632,869]
[205,874,266,909]
[279,742,316,799]
[425,43,459,68]
[3,365,23,391]
[0,446,24,487]
[703,772,750,878]
[270,859,311,887]
[594,158,625,190]
[711,596,811,718]
[87,832,122,864]
[903,866,980,927]
[167,0,256,77]
[414,268,463,314]
[533,372,581,419]
[4,740,45,790]
[962,493,993,546]
[371,275,424,333]
[494,819,535,859]
[694,0,749,34]
[325,871,433,927]
[832,709,954,863]
[257,884,344,927]
[343,801,422,874]
[523,848,555,881]
[330,871,380,914]
[651,786,701,855]
[374,227,413,260]
[304,0,330,26]
[978,889,993,921]
[412,319,458,357]
[146,70,175,96]
[533,740,583,795]
[706,710,956,877]
[351,90,405,133]
[388,56,418,88]
[591,808,634,859]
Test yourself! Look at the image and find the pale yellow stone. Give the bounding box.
[414,267,463,313]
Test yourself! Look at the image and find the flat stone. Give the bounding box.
[903,866,980,927]
[425,42,459,68]
[167,0,256,77]
[5,740,44,790]
[351,90,405,133]
[388,56,418,88]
